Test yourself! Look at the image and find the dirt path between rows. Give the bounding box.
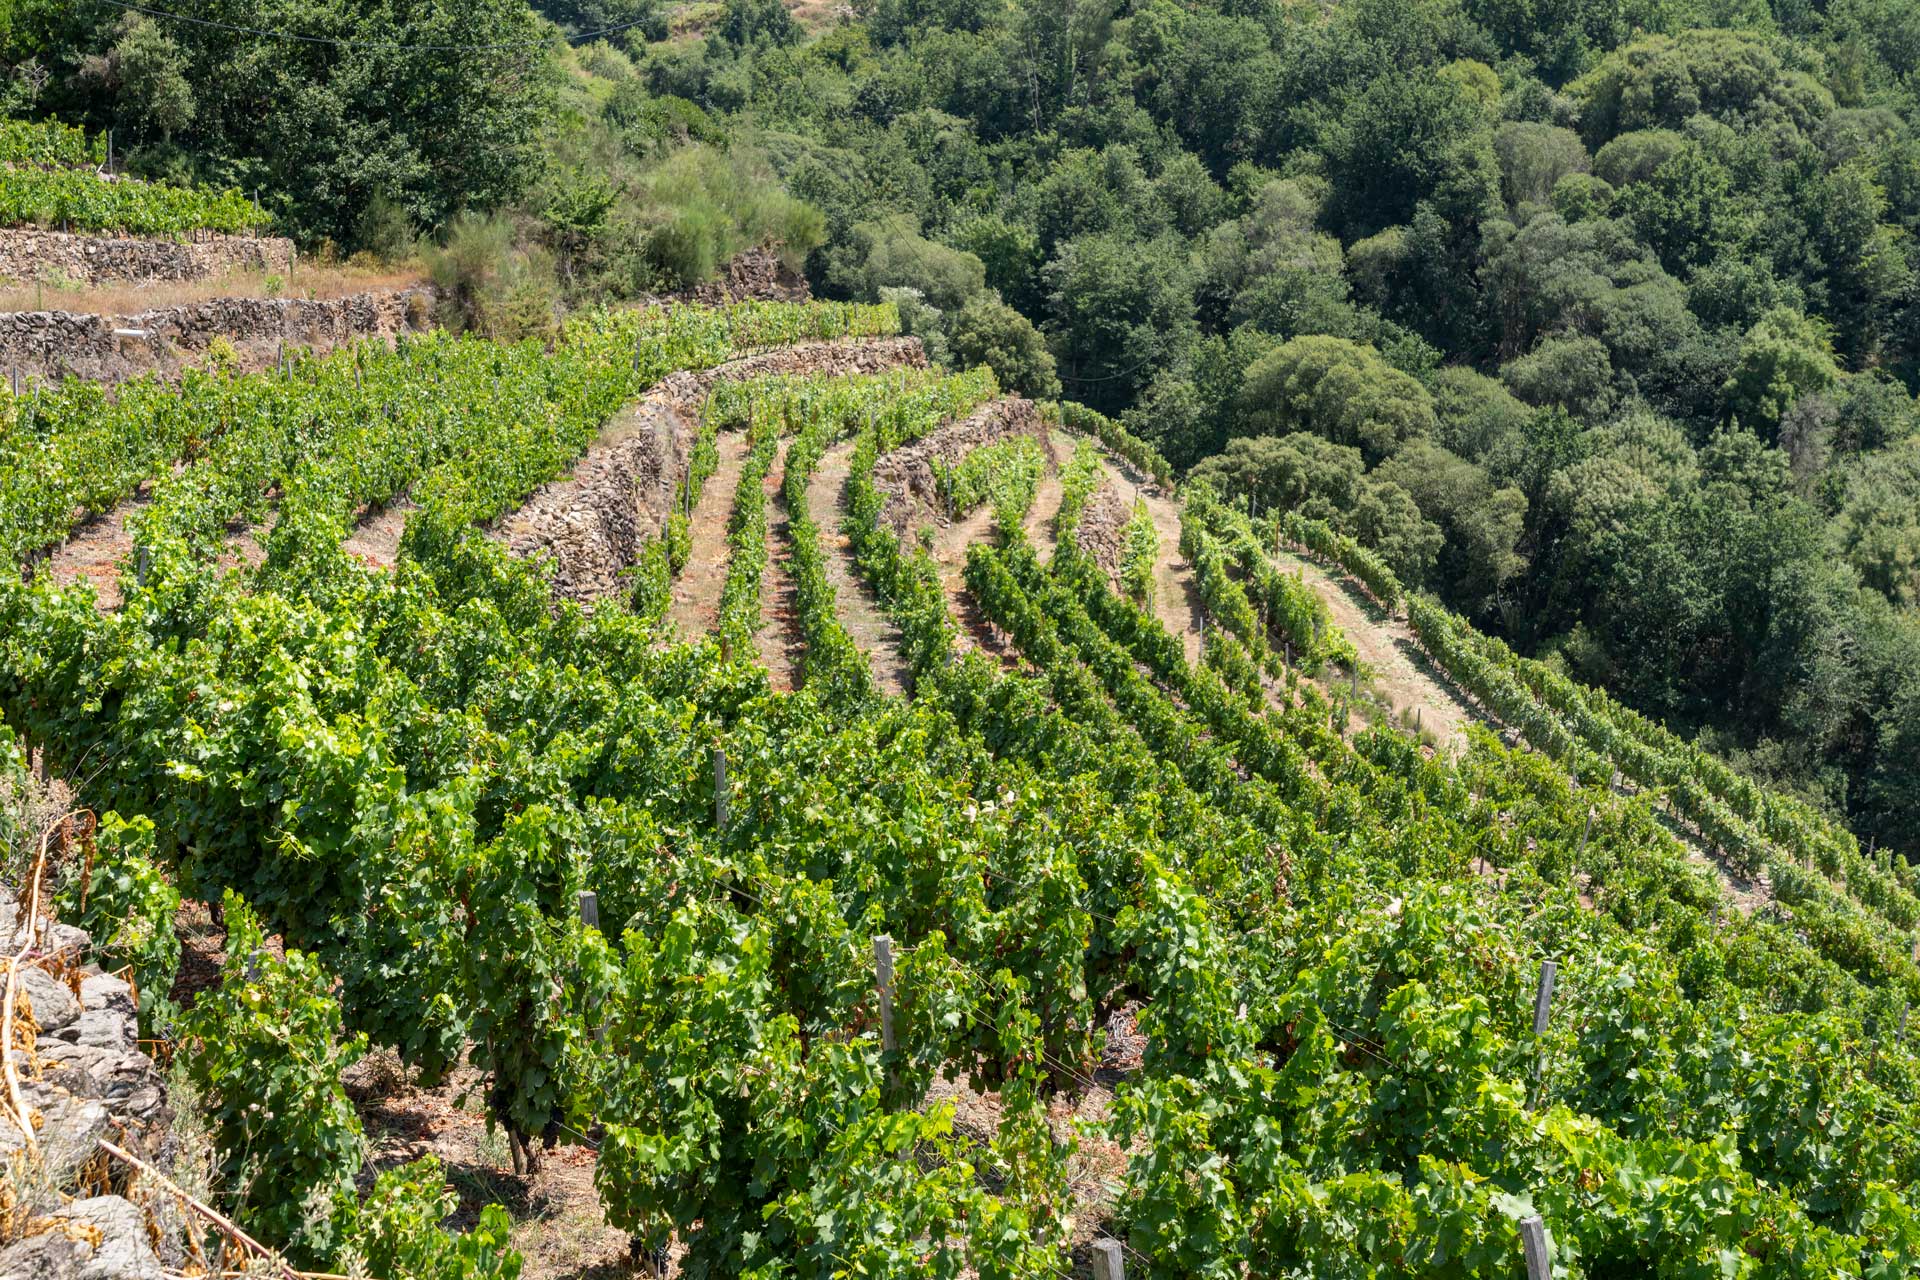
[1092,457,1202,666]
[36,488,149,609]
[1271,547,1479,750]
[342,497,416,569]
[754,439,801,691]
[1021,431,1071,563]
[808,439,910,696]
[665,430,752,641]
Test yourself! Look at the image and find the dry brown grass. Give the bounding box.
[0,261,426,317]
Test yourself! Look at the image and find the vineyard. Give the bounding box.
[0,118,266,235]
[3,296,1919,1279]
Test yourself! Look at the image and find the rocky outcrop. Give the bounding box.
[0,287,433,388]
[0,229,292,286]
[0,881,179,1280]
[498,337,926,605]
[869,397,1043,538]
[675,247,811,305]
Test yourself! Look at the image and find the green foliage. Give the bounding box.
[54,812,180,1033]
[337,1157,523,1280]
[1120,499,1156,607]
[1725,308,1841,441]
[947,293,1060,400]
[0,162,262,234]
[179,891,366,1264]
[1235,336,1438,462]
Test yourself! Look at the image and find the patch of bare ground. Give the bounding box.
[33,485,149,609]
[753,439,801,691]
[0,262,427,317]
[1269,545,1480,751]
[808,438,911,696]
[1021,430,1072,563]
[663,429,752,640]
[348,1058,656,1280]
[342,496,416,570]
[498,337,925,609]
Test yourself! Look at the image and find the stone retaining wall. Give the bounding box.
[870,397,1044,538]
[0,878,178,1280]
[0,228,293,286]
[0,287,434,388]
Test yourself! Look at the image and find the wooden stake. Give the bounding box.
[713,747,729,833]
[578,891,599,930]
[1091,1239,1125,1280]
[1519,1216,1550,1280]
[1533,960,1557,1037]
[1576,808,1592,857]
[873,935,896,1055]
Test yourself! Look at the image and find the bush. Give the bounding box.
[949,293,1059,399]
[54,812,181,1034]
[178,891,366,1263]
[425,213,559,341]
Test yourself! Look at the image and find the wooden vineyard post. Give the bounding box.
[1530,958,1556,1106]
[136,547,150,588]
[873,934,897,1096]
[1091,1238,1125,1280]
[1519,1217,1550,1280]
[712,747,729,833]
[1533,960,1557,1036]
[1576,807,1593,857]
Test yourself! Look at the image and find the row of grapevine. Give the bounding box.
[1119,498,1156,607]
[0,118,105,169]
[10,320,1920,1277]
[1278,507,1404,612]
[1185,485,1355,673]
[949,486,1920,1274]
[930,432,1046,524]
[714,417,779,655]
[0,166,265,234]
[1407,594,1920,1000]
[1050,399,1175,487]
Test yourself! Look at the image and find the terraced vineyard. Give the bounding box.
[4,299,1919,1278]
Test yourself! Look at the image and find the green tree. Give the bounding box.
[1234,334,1437,461]
[1044,231,1196,415]
[949,292,1061,399]
[1724,308,1841,442]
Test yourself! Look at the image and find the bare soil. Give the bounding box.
[753,439,802,691]
[0,263,426,317]
[1270,546,1478,750]
[807,438,910,696]
[342,496,416,570]
[1021,431,1072,563]
[663,429,752,641]
[34,486,148,609]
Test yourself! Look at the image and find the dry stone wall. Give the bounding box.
[0,229,292,286]
[500,336,927,605]
[0,287,433,388]
[869,397,1043,538]
[0,879,179,1280]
